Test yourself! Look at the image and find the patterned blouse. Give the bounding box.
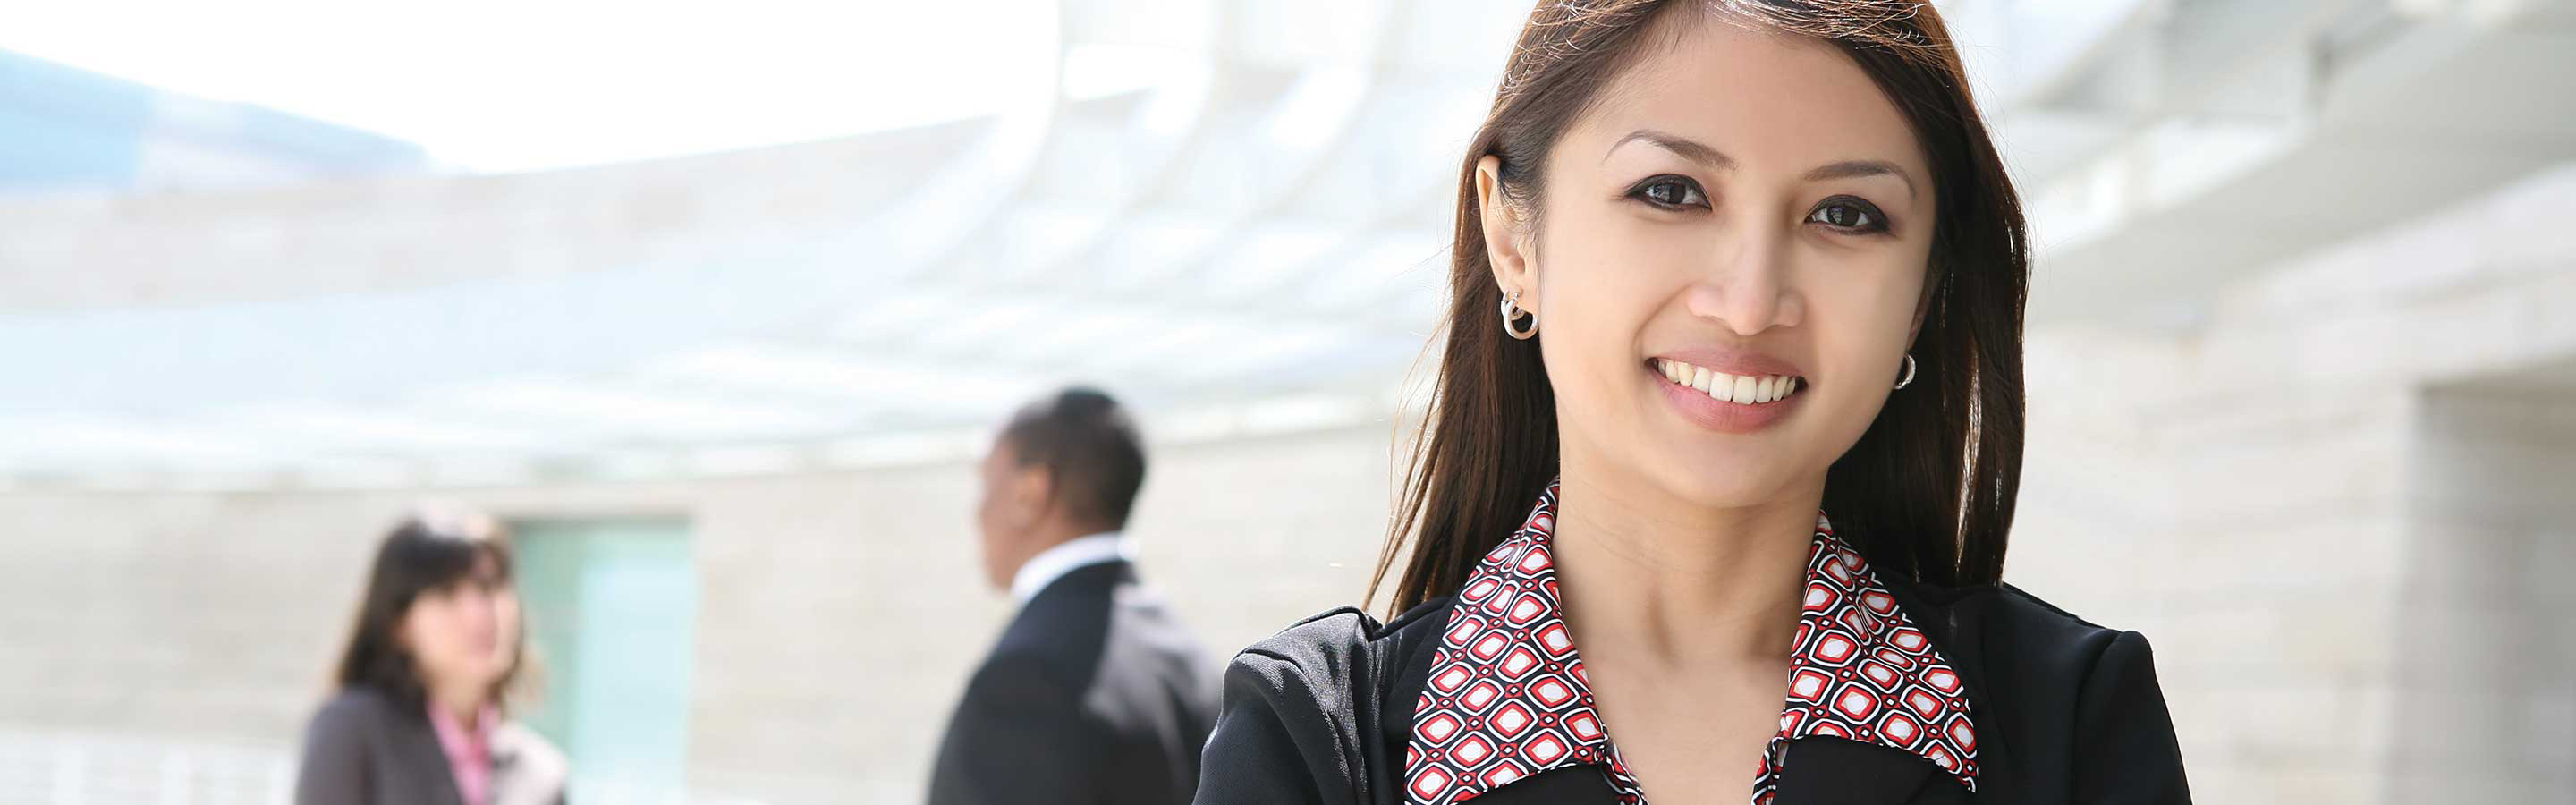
[1402,481,1979,804]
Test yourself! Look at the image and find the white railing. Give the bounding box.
[0,729,770,805]
[0,730,292,805]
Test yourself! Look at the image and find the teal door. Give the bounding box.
[512,517,698,794]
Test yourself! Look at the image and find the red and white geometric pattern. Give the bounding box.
[1750,504,1977,802]
[1402,480,1978,805]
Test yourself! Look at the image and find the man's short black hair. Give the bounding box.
[998,386,1148,531]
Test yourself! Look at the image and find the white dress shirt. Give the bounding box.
[1009,531,1133,605]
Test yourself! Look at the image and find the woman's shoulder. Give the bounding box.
[1196,598,1456,803]
[1230,597,1454,679]
[1898,579,2179,735]
[1895,582,2190,795]
[1216,597,1453,721]
[1896,580,2157,673]
[308,685,406,732]
[298,685,411,771]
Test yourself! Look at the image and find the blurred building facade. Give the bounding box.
[2,1,2573,803]
[0,50,425,195]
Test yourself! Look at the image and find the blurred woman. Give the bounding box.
[296,507,567,805]
[1196,2,2187,803]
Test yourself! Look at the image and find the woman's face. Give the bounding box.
[1484,14,1937,508]
[400,554,520,697]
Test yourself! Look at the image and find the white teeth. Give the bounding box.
[1657,359,1802,405]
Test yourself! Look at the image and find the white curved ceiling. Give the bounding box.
[2,0,2570,489]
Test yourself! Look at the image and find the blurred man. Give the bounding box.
[927,386,1217,805]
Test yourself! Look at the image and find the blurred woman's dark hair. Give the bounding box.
[331,507,525,714]
[1372,0,2030,614]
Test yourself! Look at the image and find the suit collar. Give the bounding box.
[1021,555,1136,606]
[1011,531,1131,605]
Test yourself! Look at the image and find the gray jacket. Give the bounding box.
[293,686,568,805]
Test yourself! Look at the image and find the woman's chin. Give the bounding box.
[1653,457,1807,511]
[437,660,510,691]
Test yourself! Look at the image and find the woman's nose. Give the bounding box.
[1684,225,1801,335]
[458,585,501,621]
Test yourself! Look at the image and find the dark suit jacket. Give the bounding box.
[294,685,568,805]
[1195,580,2189,804]
[928,559,1221,805]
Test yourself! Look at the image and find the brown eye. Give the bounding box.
[1630,175,1707,208]
[1806,197,1887,233]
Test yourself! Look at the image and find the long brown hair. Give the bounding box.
[1371,0,2029,614]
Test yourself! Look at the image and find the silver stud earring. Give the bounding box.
[1500,290,1538,340]
[1894,352,1918,390]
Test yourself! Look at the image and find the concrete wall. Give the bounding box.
[2004,162,2576,801]
[2393,385,2576,801]
[0,423,1400,804]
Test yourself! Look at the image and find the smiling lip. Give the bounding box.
[1648,349,1809,434]
[1652,348,1807,380]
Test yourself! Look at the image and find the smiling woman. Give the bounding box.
[295,508,569,805]
[1194,2,2187,805]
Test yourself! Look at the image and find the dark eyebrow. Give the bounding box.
[1803,159,1917,201]
[1606,131,1917,201]
[1603,130,1734,169]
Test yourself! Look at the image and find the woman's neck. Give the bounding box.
[1546,469,1820,671]
[426,682,487,730]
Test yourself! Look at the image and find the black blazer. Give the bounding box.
[928,559,1221,805]
[1194,580,2189,805]
[293,685,568,805]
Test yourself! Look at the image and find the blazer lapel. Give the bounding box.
[1882,580,2016,803]
[389,713,469,805]
[1775,736,1961,804]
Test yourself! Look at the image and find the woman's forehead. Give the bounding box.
[1577,15,1928,176]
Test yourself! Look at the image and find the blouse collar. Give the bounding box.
[1402,480,1979,804]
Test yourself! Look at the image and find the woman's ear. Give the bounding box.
[1476,155,1538,312]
